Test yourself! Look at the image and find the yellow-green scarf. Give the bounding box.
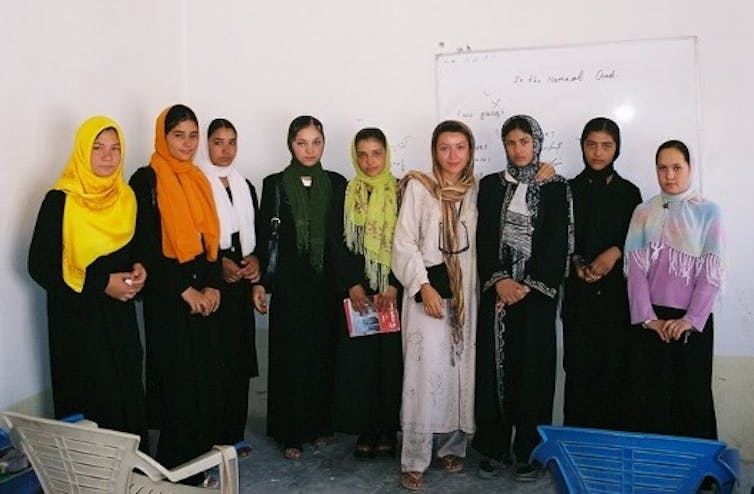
[344,140,398,292]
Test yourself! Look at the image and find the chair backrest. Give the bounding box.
[2,411,144,493]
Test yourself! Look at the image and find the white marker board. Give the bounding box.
[436,37,700,196]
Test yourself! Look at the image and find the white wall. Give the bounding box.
[0,0,188,413]
[2,0,752,456]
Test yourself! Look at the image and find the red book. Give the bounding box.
[343,296,400,337]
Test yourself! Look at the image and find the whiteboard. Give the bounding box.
[436,37,701,197]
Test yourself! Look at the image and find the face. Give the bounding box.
[165,119,199,161]
[435,132,470,183]
[656,147,691,194]
[503,128,534,167]
[291,125,324,167]
[90,128,122,177]
[208,127,237,167]
[582,130,616,171]
[355,138,387,177]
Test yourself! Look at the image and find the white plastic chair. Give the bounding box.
[2,411,239,494]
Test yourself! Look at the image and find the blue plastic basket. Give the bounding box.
[532,425,739,493]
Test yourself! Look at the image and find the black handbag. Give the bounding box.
[263,180,281,291]
[414,263,452,302]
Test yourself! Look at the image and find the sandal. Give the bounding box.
[355,433,376,458]
[400,471,426,491]
[282,446,302,460]
[313,436,329,449]
[375,432,397,458]
[234,439,252,457]
[439,454,464,473]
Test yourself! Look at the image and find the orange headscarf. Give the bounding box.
[53,116,136,292]
[150,106,219,263]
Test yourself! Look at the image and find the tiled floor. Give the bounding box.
[236,326,753,493]
[236,424,753,493]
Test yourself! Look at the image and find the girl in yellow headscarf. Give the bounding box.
[28,115,147,448]
[332,127,403,460]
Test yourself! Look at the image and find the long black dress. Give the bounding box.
[332,250,402,438]
[216,180,260,445]
[256,171,347,448]
[562,170,641,429]
[28,190,147,446]
[473,173,570,464]
[129,166,223,469]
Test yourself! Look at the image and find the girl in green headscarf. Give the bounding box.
[253,116,349,460]
[333,128,403,459]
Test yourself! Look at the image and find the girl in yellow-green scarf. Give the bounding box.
[28,116,147,448]
[334,127,404,461]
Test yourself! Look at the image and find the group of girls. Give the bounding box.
[29,104,724,491]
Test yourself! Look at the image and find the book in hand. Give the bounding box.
[343,296,400,337]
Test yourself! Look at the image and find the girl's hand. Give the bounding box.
[535,161,556,182]
[348,284,371,315]
[129,262,147,291]
[222,257,241,283]
[588,247,621,278]
[238,255,260,282]
[252,285,268,314]
[105,273,138,302]
[645,319,670,343]
[201,287,221,316]
[419,283,445,319]
[664,318,692,341]
[181,286,206,314]
[495,278,529,305]
[375,286,398,312]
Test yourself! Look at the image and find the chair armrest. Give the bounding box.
[161,445,238,484]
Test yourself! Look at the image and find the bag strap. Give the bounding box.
[270,177,281,234]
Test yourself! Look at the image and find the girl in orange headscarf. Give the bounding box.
[129,105,222,482]
[28,116,147,447]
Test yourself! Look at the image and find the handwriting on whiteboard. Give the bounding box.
[512,68,616,84]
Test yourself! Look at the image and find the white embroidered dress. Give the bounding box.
[392,178,478,434]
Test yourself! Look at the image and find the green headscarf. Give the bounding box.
[344,137,398,292]
[282,158,332,273]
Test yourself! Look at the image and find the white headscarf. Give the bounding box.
[200,162,256,256]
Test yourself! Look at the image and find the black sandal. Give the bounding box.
[354,432,376,458]
[375,431,397,458]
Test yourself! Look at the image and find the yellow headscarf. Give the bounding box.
[343,135,398,292]
[52,116,136,293]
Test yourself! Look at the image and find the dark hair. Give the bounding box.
[164,104,198,134]
[431,120,475,170]
[580,117,621,161]
[354,127,387,149]
[655,139,690,165]
[501,116,533,140]
[287,115,324,153]
[207,118,237,139]
[95,126,118,140]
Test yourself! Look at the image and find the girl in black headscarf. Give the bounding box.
[562,117,642,430]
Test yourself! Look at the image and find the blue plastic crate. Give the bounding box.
[532,425,739,493]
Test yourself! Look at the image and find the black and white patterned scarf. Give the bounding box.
[493,114,573,412]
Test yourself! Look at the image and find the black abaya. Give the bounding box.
[473,173,570,463]
[562,170,641,429]
[130,166,223,469]
[256,171,347,448]
[215,180,260,445]
[28,190,147,447]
